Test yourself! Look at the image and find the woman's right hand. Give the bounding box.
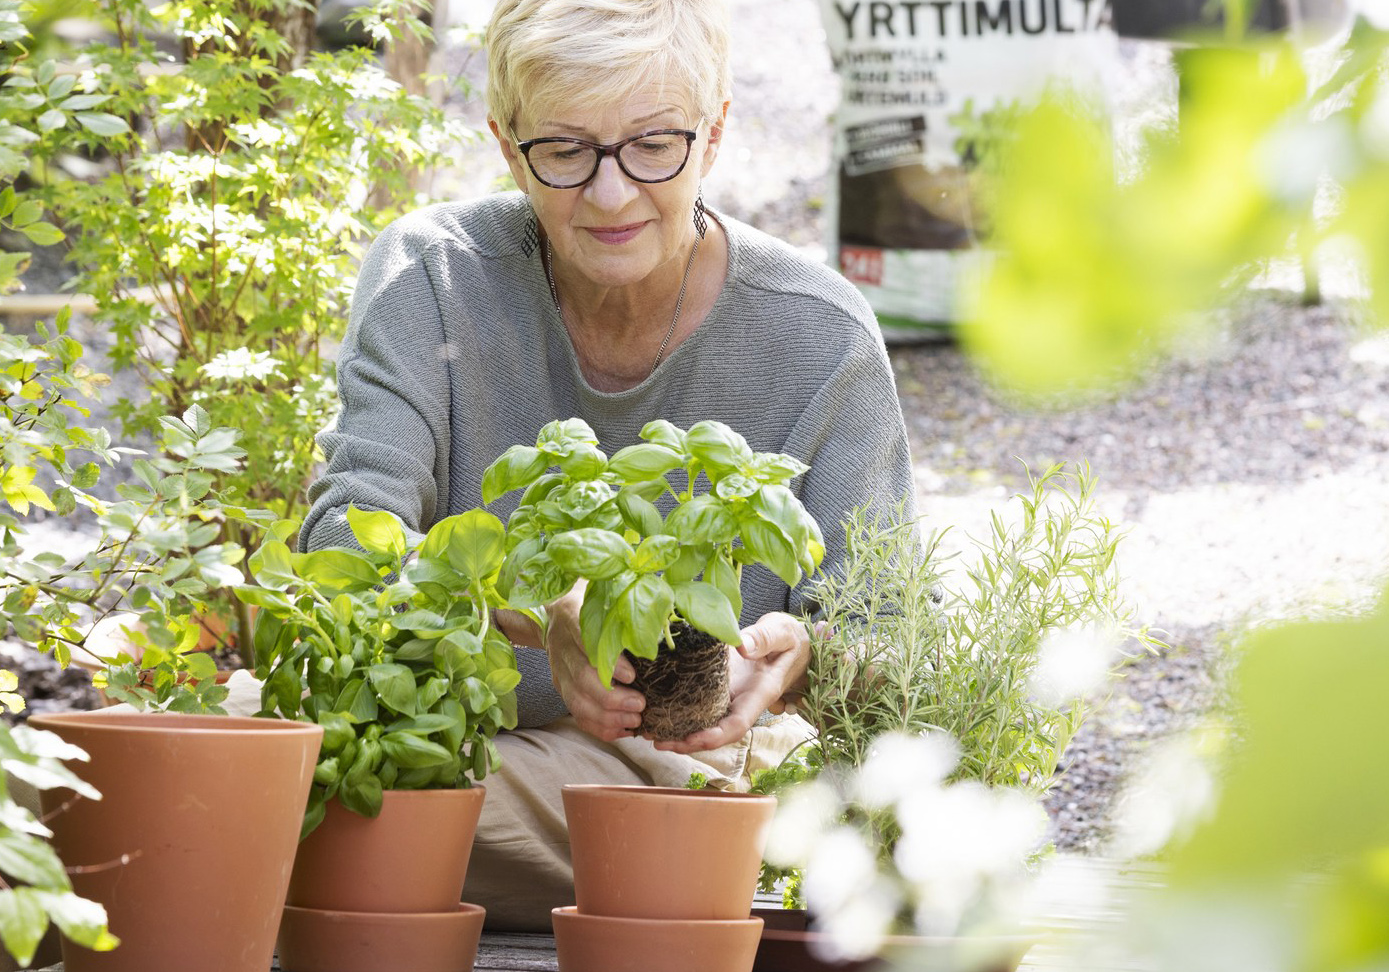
[544,586,647,742]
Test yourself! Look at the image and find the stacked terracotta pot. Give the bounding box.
[30,711,323,972]
[276,788,488,972]
[554,785,775,972]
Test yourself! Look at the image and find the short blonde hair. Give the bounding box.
[486,0,731,136]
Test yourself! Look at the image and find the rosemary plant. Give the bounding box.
[756,463,1148,911]
[803,462,1139,792]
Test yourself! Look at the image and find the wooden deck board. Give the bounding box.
[474,933,559,971]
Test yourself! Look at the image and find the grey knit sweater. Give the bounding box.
[302,191,916,727]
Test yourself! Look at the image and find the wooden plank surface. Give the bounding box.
[475,933,559,971]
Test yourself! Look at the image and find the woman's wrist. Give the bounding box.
[494,608,543,649]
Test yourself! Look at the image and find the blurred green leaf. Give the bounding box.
[1171,591,1389,883]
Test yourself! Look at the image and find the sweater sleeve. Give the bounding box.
[780,328,917,618]
[300,244,453,553]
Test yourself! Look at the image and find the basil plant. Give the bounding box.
[238,507,520,837]
[482,418,825,686]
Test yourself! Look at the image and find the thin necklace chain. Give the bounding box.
[543,234,702,379]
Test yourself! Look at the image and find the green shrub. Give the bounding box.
[19,0,470,649]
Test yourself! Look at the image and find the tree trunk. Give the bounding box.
[373,0,449,205]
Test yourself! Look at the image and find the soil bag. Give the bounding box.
[820,0,1120,336]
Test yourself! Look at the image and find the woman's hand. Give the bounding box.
[540,586,647,743]
[651,612,810,755]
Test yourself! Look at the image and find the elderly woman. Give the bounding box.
[301,0,915,930]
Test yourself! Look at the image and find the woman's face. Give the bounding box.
[493,86,726,291]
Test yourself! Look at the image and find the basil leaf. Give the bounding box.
[367,663,417,716]
[555,442,607,479]
[482,445,549,504]
[631,535,680,573]
[448,508,507,581]
[380,732,454,768]
[673,581,742,645]
[546,528,634,579]
[738,513,803,587]
[639,419,686,452]
[345,505,407,559]
[752,485,825,574]
[291,548,382,593]
[508,551,575,609]
[616,488,664,536]
[685,420,753,475]
[618,574,673,658]
[706,554,744,620]
[607,443,683,483]
[665,494,737,545]
[537,418,599,455]
[752,451,810,484]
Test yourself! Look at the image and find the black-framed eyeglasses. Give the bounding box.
[516,128,698,189]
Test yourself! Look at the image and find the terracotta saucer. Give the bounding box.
[278,902,485,972]
[552,906,763,972]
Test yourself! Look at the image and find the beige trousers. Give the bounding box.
[463,713,815,931]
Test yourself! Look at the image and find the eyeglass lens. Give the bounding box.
[527,132,691,188]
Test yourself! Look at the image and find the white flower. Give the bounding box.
[1108,727,1221,858]
[803,826,882,916]
[763,779,838,867]
[809,880,898,963]
[1028,623,1120,707]
[894,782,1047,934]
[897,783,1045,881]
[200,348,283,382]
[853,730,959,810]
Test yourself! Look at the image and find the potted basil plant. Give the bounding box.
[483,417,824,740]
[240,504,518,972]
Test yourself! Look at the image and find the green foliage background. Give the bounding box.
[25,0,469,526]
[964,13,1389,971]
[964,18,1389,397]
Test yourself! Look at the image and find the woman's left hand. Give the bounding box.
[650,612,809,755]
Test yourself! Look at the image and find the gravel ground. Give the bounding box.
[9,0,1389,855]
[901,295,1389,851]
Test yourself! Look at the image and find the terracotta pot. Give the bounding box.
[28,710,322,972]
[552,906,763,972]
[277,903,485,972]
[563,785,775,920]
[751,909,1035,972]
[287,787,486,913]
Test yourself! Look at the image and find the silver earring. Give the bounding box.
[692,190,707,239]
[521,202,540,257]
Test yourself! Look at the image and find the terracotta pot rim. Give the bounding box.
[28,710,318,736]
[284,903,485,922]
[551,906,764,930]
[370,786,486,801]
[562,784,774,802]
